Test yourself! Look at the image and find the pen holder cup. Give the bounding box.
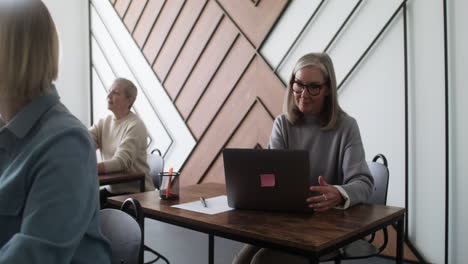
[159,172,180,200]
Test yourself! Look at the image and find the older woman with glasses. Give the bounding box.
[233,53,374,264]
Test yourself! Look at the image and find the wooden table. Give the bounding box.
[98,171,146,192]
[108,183,405,264]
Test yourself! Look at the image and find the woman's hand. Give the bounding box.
[97,162,105,173]
[307,176,344,212]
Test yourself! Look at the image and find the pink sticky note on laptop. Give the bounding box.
[260,174,275,187]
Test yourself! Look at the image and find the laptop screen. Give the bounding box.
[223,148,314,212]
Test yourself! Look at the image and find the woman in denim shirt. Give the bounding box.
[0,2,111,263]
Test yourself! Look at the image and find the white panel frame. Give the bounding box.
[449,0,468,263]
[407,0,446,262]
[277,0,362,82]
[260,0,322,68]
[327,0,403,83]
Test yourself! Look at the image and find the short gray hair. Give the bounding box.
[284,53,343,130]
[113,78,138,109]
[0,1,59,100]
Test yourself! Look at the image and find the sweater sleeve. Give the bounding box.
[268,115,287,149]
[340,119,374,207]
[101,121,147,173]
[88,121,101,150]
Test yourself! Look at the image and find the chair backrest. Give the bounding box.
[100,208,142,264]
[366,154,389,205]
[147,149,164,189]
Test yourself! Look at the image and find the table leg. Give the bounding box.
[140,178,145,192]
[208,234,214,264]
[396,216,404,264]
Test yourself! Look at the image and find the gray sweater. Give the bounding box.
[269,113,374,207]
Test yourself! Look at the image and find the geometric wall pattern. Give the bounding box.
[93,0,407,190]
[91,0,420,261]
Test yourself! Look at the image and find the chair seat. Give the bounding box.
[341,239,380,258]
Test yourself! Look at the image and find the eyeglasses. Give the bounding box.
[291,80,326,96]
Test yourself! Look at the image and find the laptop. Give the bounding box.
[223,148,315,213]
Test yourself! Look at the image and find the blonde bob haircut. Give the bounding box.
[284,53,343,130]
[113,78,138,109]
[0,1,59,100]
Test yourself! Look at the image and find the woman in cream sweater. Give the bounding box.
[89,78,155,205]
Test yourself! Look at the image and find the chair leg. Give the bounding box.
[144,245,170,264]
[334,258,341,264]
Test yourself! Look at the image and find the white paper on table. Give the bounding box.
[171,195,233,215]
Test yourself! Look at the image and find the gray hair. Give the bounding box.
[113,78,138,109]
[284,53,343,130]
[0,1,59,100]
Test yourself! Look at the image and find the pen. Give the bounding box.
[165,168,173,198]
[200,197,207,208]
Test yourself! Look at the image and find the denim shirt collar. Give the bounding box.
[0,85,60,141]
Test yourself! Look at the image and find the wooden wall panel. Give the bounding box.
[187,37,254,139]
[132,0,165,48]
[114,0,130,18]
[163,1,223,99]
[179,58,258,186]
[203,102,274,183]
[142,0,185,65]
[216,0,288,47]
[123,0,147,33]
[153,0,206,80]
[175,18,238,119]
[248,58,284,118]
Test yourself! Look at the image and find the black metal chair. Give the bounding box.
[147,149,164,190]
[333,154,390,263]
[120,198,170,264]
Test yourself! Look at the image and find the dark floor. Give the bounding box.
[144,219,411,264]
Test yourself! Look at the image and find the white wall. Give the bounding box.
[43,0,90,125]
[450,0,468,263]
[408,1,446,263]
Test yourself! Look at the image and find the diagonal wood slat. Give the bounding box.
[114,0,130,18]
[132,0,166,48]
[163,1,223,99]
[202,101,274,183]
[187,36,255,139]
[175,18,238,119]
[216,0,288,47]
[142,0,185,64]
[153,0,207,80]
[123,0,147,33]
